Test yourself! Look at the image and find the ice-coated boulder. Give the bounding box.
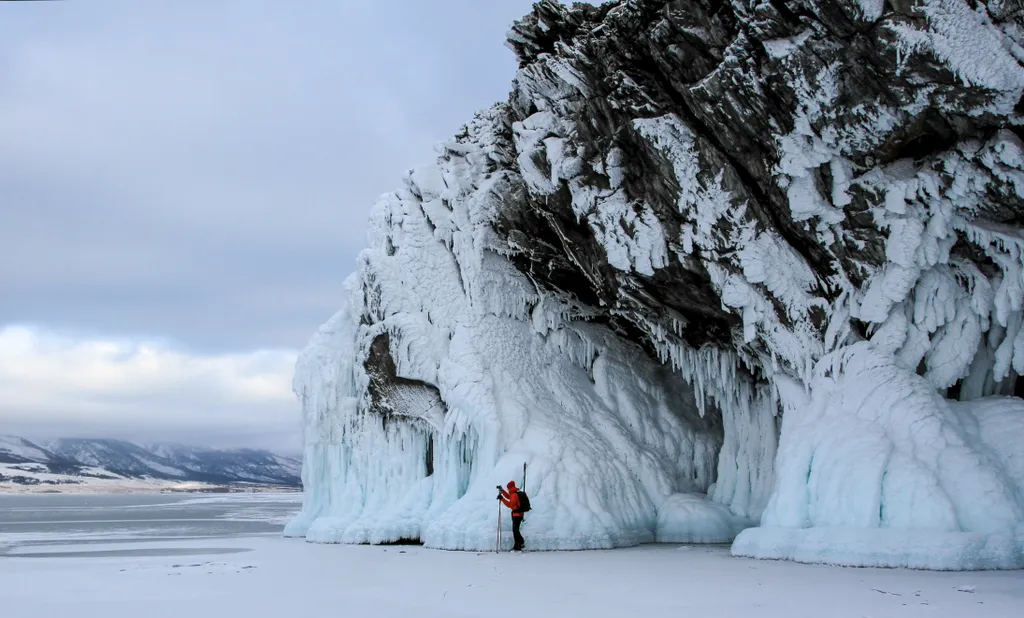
[288,0,1024,570]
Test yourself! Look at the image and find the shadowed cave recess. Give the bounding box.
[286,0,1024,569]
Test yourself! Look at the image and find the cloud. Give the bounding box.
[0,0,539,352]
[0,1,581,449]
[0,325,299,451]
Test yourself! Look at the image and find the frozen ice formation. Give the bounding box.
[287,0,1024,569]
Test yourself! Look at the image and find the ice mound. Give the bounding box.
[733,344,1024,569]
[656,493,753,543]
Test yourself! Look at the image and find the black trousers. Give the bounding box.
[512,515,524,550]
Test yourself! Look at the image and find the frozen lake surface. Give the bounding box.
[0,492,300,557]
[1,492,1022,617]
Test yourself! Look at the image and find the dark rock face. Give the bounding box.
[495,0,1024,388]
[366,332,446,430]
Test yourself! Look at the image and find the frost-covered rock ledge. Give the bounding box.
[286,0,1024,570]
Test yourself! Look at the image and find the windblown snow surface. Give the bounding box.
[287,0,1024,570]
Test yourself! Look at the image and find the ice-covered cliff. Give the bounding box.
[286,0,1024,569]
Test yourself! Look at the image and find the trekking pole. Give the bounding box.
[523,462,527,492]
[497,500,502,552]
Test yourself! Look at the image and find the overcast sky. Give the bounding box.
[0,0,545,452]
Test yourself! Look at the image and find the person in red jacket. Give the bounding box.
[497,480,525,551]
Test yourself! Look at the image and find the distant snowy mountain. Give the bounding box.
[0,435,301,491]
[0,435,56,464]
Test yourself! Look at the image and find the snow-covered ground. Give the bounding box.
[3,492,1020,616]
[2,535,1022,617]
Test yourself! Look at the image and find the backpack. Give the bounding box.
[517,490,532,513]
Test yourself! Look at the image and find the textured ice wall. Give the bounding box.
[285,110,749,550]
[290,0,1024,567]
[721,3,1024,568]
[733,344,1024,569]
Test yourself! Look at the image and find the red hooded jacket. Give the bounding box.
[499,481,523,518]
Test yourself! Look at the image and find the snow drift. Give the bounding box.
[288,0,1024,569]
